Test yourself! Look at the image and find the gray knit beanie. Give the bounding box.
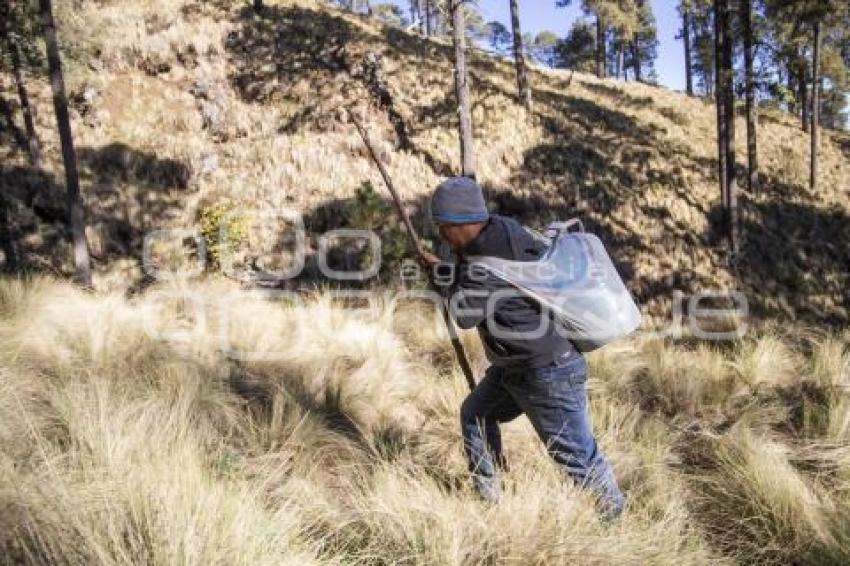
[431,177,489,225]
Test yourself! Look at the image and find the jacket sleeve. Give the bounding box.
[448,263,491,330]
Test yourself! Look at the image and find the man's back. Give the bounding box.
[450,215,579,368]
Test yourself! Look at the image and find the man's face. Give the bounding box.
[438,222,485,252]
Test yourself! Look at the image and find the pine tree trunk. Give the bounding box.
[632,40,641,82]
[742,0,757,192]
[714,0,728,232]
[0,191,17,272]
[425,0,432,35]
[617,44,624,79]
[810,20,820,192]
[683,4,694,96]
[40,0,92,285]
[787,62,796,116]
[799,56,809,133]
[451,0,476,178]
[509,0,531,109]
[633,0,645,82]
[706,28,715,97]
[5,30,42,168]
[596,13,606,79]
[721,0,737,256]
[0,48,18,269]
[0,69,17,269]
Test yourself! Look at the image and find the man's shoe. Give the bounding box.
[473,476,501,504]
[598,496,625,524]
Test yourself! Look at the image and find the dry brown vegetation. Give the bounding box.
[0,277,848,564]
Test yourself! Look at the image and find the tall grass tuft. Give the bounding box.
[686,426,840,564]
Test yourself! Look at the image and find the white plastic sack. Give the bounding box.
[467,220,641,352]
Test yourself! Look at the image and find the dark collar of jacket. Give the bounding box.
[459,215,513,260]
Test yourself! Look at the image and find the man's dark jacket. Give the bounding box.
[449,214,579,368]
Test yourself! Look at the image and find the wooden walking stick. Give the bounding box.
[349,111,476,392]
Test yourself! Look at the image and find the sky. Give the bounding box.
[392,1,688,92]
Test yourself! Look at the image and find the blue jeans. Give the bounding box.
[460,354,624,516]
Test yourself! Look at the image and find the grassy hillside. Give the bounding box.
[0,0,848,323]
[1,2,850,563]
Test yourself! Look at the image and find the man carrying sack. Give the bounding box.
[418,177,625,519]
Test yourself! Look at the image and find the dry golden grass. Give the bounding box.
[0,276,848,564]
[687,427,837,564]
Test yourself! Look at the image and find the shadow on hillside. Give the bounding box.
[491,81,850,324]
[384,26,455,68]
[833,133,850,161]
[0,94,28,154]
[224,4,357,104]
[0,166,59,273]
[222,2,545,178]
[78,143,192,259]
[224,1,460,108]
[501,87,679,277]
[290,190,435,285]
[408,82,499,133]
[223,2,459,176]
[0,143,192,276]
[738,185,850,324]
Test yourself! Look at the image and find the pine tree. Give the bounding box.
[531,31,559,66]
[554,20,597,73]
[509,0,532,109]
[719,0,738,256]
[691,0,716,96]
[629,0,658,82]
[595,6,607,78]
[40,0,92,285]
[0,0,41,168]
[713,0,730,254]
[679,1,695,95]
[556,1,619,79]
[811,18,820,191]
[451,0,476,177]
[742,0,758,191]
[486,21,512,54]
[631,0,643,81]
[765,0,849,191]
[608,0,640,80]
